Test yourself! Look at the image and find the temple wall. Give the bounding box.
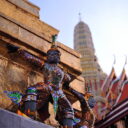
[0,0,58,39]
[0,53,44,109]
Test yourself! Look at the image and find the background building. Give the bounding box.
[95,66,128,128]
[74,18,106,95]
[74,18,128,128]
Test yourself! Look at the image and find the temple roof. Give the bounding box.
[95,66,128,124]
[101,67,117,94]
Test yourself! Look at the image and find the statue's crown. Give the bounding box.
[47,35,61,55]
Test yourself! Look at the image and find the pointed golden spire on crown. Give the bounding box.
[51,34,57,47]
[47,34,61,55]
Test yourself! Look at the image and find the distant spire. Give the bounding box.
[123,55,127,68]
[112,54,116,67]
[79,12,82,21]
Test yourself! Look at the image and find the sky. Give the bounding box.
[29,0,128,76]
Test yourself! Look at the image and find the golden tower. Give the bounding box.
[74,18,106,94]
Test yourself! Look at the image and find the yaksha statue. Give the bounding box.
[6,35,96,128]
[7,35,74,128]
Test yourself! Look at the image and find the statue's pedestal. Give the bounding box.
[0,108,53,128]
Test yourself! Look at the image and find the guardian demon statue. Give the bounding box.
[6,35,95,128]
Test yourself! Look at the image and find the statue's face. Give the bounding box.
[47,50,60,64]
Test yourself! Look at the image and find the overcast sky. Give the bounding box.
[29,0,128,76]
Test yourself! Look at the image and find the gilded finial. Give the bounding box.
[123,55,127,68]
[112,54,116,67]
[47,34,60,55]
[52,34,58,46]
[79,12,82,21]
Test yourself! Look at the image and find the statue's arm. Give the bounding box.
[66,84,96,127]
[18,49,44,68]
[63,74,87,106]
[63,74,96,127]
[7,43,44,68]
[64,82,89,110]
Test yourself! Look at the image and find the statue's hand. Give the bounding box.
[64,73,71,82]
[6,44,19,53]
[63,82,70,90]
